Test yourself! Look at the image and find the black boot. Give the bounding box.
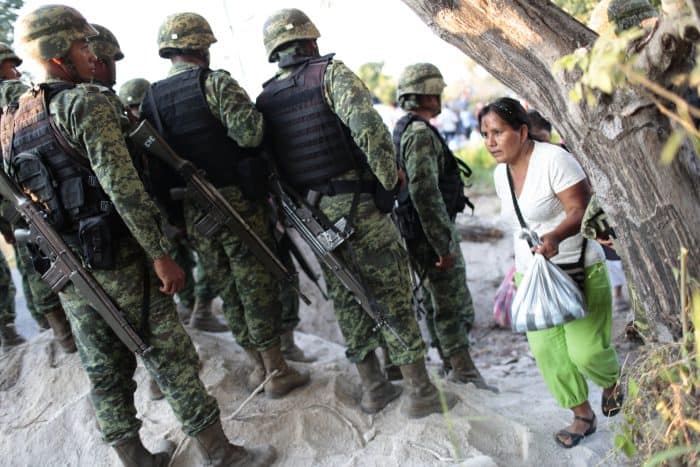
[355,351,402,413]
[280,330,316,362]
[113,436,173,467]
[189,299,229,332]
[260,344,310,399]
[449,349,498,393]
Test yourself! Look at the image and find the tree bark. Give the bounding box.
[400,0,700,340]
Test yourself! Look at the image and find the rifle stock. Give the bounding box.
[0,168,151,355]
[128,119,310,305]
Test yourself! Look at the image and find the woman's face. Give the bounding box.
[480,111,528,164]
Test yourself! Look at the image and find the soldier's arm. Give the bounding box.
[54,89,168,260]
[403,125,454,257]
[205,70,264,148]
[323,60,397,190]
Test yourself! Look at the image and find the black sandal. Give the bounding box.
[602,386,624,417]
[554,414,597,449]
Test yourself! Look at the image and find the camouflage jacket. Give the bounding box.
[0,79,28,109]
[45,79,167,260]
[400,118,455,257]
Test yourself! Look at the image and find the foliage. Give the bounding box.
[0,0,23,44]
[551,0,599,23]
[356,62,397,105]
[615,250,700,466]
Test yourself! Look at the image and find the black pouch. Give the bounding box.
[12,152,65,228]
[237,157,270,200]
[78,215,115,270]
[59,176,86,218]
[557,239,588,291]
[373,182,397,214]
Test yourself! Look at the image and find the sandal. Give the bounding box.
[602,385,624,417]
[554,414,597,449]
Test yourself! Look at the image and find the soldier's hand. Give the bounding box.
[397,168,408,191]
[435,252,456,271]
[153,255,185,295]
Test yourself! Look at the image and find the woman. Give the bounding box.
[479,97,622,448]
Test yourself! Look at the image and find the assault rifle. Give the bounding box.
[272,178,409,349]
[0,166,151,355]
[128,120,310,305]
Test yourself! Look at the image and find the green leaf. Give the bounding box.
[569,82,583,103]
[614,434,637,458]
[660,129,686,165]
[642,444,700,467]
[628,378,639,399]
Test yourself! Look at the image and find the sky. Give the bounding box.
[16,0,488,98]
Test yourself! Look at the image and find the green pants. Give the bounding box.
[170,239,217,308]
[14,243,62,320]
[60,238,219,443]
[0,252,16,325]
[520,261,620,408]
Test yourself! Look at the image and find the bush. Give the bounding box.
[453,143,497,194]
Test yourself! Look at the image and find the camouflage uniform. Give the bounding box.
[9,7,219,446]
[0,248,16,326]
[399,119,474,358]
[259,36,425,367]
[0,59,60,327]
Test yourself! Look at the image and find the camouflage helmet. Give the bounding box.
[397,63,446,99]
[263,8,320,62]
[15,4,98,61]
[89,24,124,61]
[157,12,217,58]
[0,43,22,66]
[118,78,150,107]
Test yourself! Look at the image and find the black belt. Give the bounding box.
[311,179,376,196]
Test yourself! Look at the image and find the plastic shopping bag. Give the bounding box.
[493,265,516,328]
[510,253,586,333]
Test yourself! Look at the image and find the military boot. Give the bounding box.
[356,352,402,414]
[176,302,193,323]
[280,330,316,363]
[0,322,25,352]
[245,348,266,392]
[113,436,174,467]
[147,376,165,401]
[45,308,77,353]
[449,349,499,393]
[400,359,459,419]
[189,299,228,332]
[382,348,403,381]
[260,344,310,399]
[194,420,276,467]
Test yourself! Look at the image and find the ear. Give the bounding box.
[520,124,529,143]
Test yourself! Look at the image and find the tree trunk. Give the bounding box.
[400,0,700,340]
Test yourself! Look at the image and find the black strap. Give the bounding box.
[311,179,376,196]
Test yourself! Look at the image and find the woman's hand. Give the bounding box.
[533,233,560,259]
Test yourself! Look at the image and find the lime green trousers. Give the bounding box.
[517,261,621,408]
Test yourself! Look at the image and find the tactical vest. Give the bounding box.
[0,82,126,268]
[140,67,251,188]
[256,54,371,192]
[392,113,468,240]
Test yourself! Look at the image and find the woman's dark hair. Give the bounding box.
[527,109,552,134]
[478,97,530,135]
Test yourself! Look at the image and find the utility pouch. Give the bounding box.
[78,215,115,270]
[12,152,65,228]
[59,176,86,217]
[237,157,270,200]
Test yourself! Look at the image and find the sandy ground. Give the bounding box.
[0,193,635,466]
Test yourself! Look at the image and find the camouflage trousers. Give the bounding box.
[184,185,282,351]
[14,243,62,321]
[407,228,473,358]
[319,197,426,365]
[59,237,219,444]
[0,251,16,325]
[169,238,217,308]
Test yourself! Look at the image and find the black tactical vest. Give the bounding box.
[140,67,250,188]
[256,54,370,191]
[392,113,468,239]
[1,83,122,235]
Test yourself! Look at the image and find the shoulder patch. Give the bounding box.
[408,120,430,131]
[78,83,111,94]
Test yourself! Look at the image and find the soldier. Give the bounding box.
[6,6,274,466]
[117,78,150,120]
[256,8,458,418]
[393,63,495,392]
[140,12,309,398]
[0,42,75,351]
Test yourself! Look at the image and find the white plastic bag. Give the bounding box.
[510,253,587,333]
